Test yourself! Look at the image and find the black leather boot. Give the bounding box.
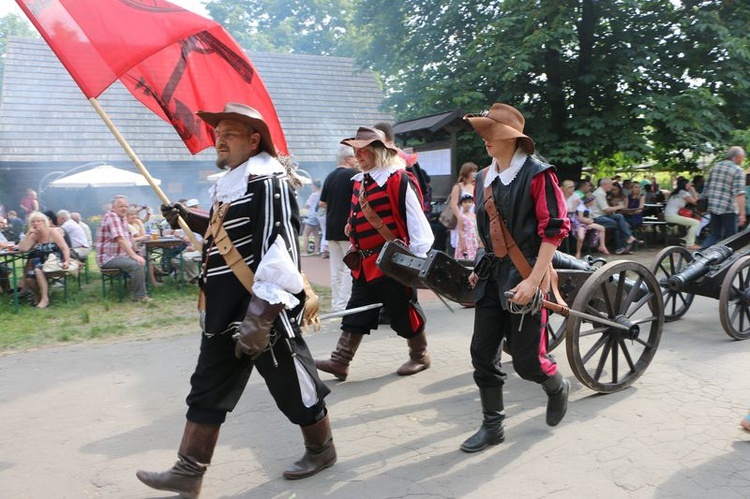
[315,331,363,381]
[283,412,337,479]
[136,421,221,498]
[460,386,505,453]
[542,371,570,426]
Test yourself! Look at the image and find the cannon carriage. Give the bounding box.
[649,226,750,340]
[376,242,664,394]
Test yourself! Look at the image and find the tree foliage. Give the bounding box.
[0,13,37,85]
[205,0,361,55]
[352,0,750,176]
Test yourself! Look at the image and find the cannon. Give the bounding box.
[649,226,750,340]
[377,241,664,394]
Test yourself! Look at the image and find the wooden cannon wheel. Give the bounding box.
[565,260,664,393]
[719,255,750,340]
[648,246,695,322]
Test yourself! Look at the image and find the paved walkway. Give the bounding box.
[2,247,750,498]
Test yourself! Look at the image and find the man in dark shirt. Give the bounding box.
[319,145,358,312]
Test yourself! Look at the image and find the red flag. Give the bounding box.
[16,0,288,156]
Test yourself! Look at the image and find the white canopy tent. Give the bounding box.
[49,165,161,188]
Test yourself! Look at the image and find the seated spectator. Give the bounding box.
[624,182,646,229]
[57,209,91,260]
[126,208,162,287]
[95,195,150,302]
[663,177,701,250]
[70,212,93,248]
[607,182,627,211]
[5,210,24,241]
[16,211,72,309]
[577,198,609,257]
[170,228,203,284]
[590,178,641,254]
[562,180,609,258]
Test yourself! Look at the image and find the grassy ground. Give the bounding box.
[0,269,331,353]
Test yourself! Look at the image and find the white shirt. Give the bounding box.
[62,219,89,248]
[589,187,609,218]
[664,190,690,217]
[351,165,435,257]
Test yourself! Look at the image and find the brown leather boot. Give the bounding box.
[397,331,431,375]
[136,421,221,499]
[283,413,337,480]
[314,331,363,381]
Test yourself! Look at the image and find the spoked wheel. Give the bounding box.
[719,255,750,340]
[649,246,695,322]
[566,260,664,393]
[545,311,566,352]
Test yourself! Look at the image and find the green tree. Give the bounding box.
[0,13,37,85]
[205,0,361,56]
[354,0,750,178]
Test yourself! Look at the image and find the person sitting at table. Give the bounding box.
[607,182,627,211]
[577,197,610,257]
[95,195,150,303]
[57,209,91,260]
[623,182,646,229]
[561,181,608,258]
[169,228,203,284]
[590,178,640,254]
[17,211,72,309]
[663,177,701,250]
[126,208,162,287]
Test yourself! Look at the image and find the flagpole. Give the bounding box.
[88,98,202,250]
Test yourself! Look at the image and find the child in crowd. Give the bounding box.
[455,193,478,260]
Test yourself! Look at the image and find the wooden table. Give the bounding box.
[0,249,30,313]
[143,237,186,289]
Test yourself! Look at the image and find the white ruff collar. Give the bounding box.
[209,152,284,203]
[351,165,402,187]
[483,148,529,187]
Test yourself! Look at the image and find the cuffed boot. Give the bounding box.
[396,331,431,376]
[136,421,221,499]
[460,386,505,453]
[315,331,363,381]
[542,371,570,427]
[283,413,337,480]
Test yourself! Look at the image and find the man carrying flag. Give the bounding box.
[136,103,336,497]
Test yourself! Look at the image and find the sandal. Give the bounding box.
[741,413,750,433]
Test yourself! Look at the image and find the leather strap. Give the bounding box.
[359,183,397,242]
[483,183,567,306]
[483,184,531,277]
[209,201,255,294]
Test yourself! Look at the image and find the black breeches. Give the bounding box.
[471,278,557,388]
[341,274,425,338]
[186,331,330,427]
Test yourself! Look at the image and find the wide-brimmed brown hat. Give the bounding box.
[196,102,277,157]
[340,126,399,154]
[464,103,535,154]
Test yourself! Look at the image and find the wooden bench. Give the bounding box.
[100,268,129,301]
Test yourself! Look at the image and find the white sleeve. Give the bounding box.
[252,235,303,308]
[405,185,435,257]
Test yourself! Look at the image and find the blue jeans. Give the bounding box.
[700,212,738,249]
[593,214,632,250]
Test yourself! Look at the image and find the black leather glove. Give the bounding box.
[161,202,188,230]
[234,295,286,360]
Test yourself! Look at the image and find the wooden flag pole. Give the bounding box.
[88,98,202,250]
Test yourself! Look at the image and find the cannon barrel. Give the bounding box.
[667,245,734,291]
[552,251,596,272]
